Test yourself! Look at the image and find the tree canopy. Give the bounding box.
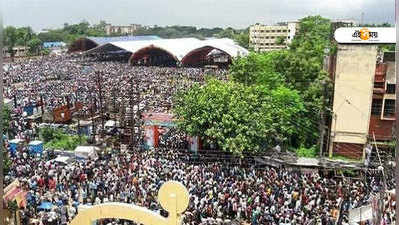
[2,106,11,175]
[173,79,305,155]
[174,15,334,155]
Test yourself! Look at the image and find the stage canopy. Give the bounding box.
[68,35,161,52]
[84,37,249,66]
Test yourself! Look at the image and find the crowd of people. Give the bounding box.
[5,145,396,225]
[4,55,226,140]
[4,55,227,113]
[2,55,397,225]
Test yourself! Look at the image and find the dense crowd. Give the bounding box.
[4,55,227,113]
[3,55,396,225]
[4,55,226,141]
[5,145,396,225]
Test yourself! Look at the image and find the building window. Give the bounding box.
[371,99,383,115]
[383,99,395,118]
[374,82,384,89]
[387,84,395,94]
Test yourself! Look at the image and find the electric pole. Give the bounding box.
[96,71,105,138]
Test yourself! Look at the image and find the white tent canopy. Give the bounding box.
[74,146,99,160]
[85,37,249,64]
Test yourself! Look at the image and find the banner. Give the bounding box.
[348,205,372,225]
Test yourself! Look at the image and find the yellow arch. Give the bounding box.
[70,203,171,225]
[69,181,189,225]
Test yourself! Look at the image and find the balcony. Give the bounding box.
[375,63,387,83]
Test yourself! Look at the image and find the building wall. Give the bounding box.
[105,24,142,35]
[333,142,363,158]
[369,115,394,140]
[249,22,298,52]
[369,55,396,142]
[329,44,378,157]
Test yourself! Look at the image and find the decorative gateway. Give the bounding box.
[69,181,189,225]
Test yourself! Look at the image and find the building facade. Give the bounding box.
[329,45,395,159]
[105,24,142,35]
[2,46,30,58]
[249,22,299,52]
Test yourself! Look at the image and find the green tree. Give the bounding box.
[7,200,18,223]
[229,52,284,88]
[173,79,305,155]
[275,36,286,45]
[16,27,34,47]
[290,15,332,60]
[2,105,11,175]
[233,31,250,49]
[4,26,18,61]
[229,16,334,149]
[2,105,11,137]
[28,38,42,55]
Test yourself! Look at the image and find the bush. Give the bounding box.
[41,127,87,151]
[296,146,317,158]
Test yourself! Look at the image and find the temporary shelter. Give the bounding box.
[74,146,99,160]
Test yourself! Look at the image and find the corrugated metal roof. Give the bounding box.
[87,35,161,45]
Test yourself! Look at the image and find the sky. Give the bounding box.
[3,0,395,32]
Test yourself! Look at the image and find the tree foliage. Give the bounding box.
[229,53,284,88]
[173,79,305,155]
[27,38,42,54]
[2,105,11,175]
[4,26,18,59]
[40,128,87,151]
[228,15,333,150]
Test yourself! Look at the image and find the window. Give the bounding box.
[374,82,384,89]
[383,99,395,118]
[387,84,395,94]
[371,99,383,115]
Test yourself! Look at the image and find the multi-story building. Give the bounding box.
[249,22,299,52]
[329,46,395,160]
[105,24,142,35]
[2,46,30,58]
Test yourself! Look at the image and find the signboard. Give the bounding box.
[142,113,176,127]
[348,205,372,224]
[335,27,395,43]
